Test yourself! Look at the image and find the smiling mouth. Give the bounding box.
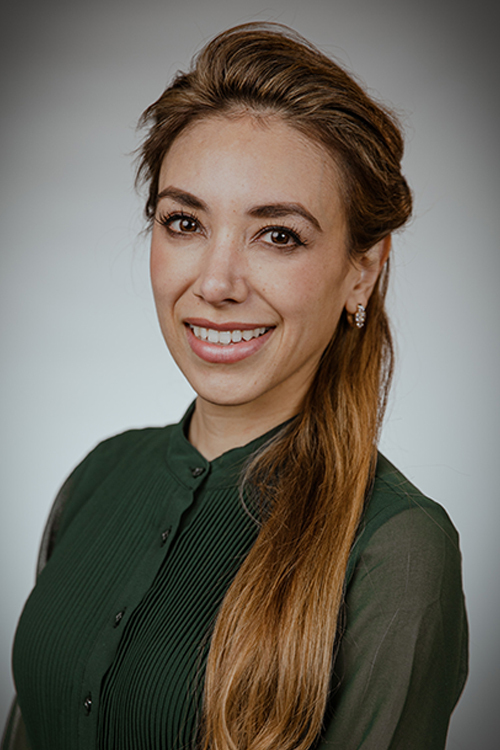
[188,324,272,346]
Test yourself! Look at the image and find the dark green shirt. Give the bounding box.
[9,407,468,749]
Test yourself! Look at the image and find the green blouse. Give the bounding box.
[7,406,468,749]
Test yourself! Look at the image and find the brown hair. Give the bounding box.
[137,22,412,750]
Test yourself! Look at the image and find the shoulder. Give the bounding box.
[360,453,460,555]
[37,425,174,573]
[61,424,172,500]
[365,453,458,538]
[346,453,464,612]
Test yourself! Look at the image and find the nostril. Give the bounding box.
[196,274,248,305]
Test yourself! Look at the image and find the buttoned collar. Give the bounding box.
[165,401,293,490]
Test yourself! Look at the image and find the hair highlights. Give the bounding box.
[137,23,412,750]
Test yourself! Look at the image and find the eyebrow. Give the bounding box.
[248,204,323,232]
[157,187,207,211]
[157,187,322,232]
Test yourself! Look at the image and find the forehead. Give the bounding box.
[158,114,343,218]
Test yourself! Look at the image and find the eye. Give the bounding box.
[156,212,201,235]
[270,229,292,245]
[258,225,306,249]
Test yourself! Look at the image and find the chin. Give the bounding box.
[194,384,266,409]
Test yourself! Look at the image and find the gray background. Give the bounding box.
[1,0,498,746]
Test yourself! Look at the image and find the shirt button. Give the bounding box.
[114,610,125,628]
[190,466,205,478]
[83,693,92,715]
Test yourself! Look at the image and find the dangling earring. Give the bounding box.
[347,303,366,329]
[354,303,366,328]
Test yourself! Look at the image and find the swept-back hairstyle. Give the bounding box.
[137,23,412,750]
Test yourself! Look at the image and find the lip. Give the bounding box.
[185,322,274,364]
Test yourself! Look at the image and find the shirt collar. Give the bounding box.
[165,401,293,490]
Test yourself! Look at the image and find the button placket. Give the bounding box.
[72,465,196,747]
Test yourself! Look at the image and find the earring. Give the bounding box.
[353,303,366,329]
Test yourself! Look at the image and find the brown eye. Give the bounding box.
[178,217,198,232]
[270,230,291,245]
[157,212,201,235]
[258,226,305,249]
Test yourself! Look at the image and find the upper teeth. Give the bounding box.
[190,325,268,345]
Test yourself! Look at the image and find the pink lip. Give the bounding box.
[185,323,274,364]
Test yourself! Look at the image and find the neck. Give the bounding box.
[188,397,300,461]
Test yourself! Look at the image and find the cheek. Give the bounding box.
[266,261,347,331]
[149,234,166,291]
[150,237,189,303]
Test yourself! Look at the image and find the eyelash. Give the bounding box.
[156,211,200,236]
[155,211,308,249]
[257,225,307,249]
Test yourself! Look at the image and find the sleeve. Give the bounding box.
[318,506,468,749]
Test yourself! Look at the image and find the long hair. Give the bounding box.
[137,23,412,750]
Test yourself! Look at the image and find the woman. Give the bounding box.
[4,22,467,750]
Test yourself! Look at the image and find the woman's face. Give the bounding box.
[150,114,363,418]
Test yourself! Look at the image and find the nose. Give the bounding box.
[195,238,249,306]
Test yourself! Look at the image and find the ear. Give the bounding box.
[345,235,391,315]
